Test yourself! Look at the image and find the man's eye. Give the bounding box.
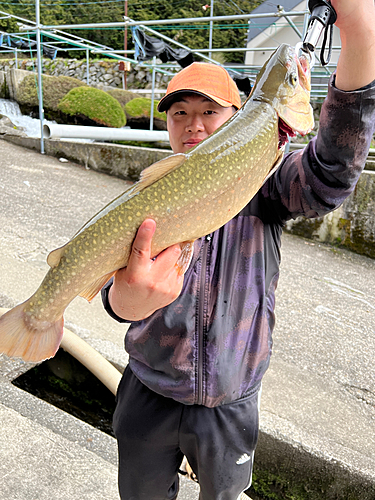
[175,110,186,116]
[204,110,216,115]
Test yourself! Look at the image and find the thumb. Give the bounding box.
[127,219,156,269]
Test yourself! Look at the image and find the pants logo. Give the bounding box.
[236,453,251,465]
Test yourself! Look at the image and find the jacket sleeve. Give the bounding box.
[262,74,375,222]
[101,278,131,324]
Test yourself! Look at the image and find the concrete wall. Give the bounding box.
[4,68,31,101]
[285,170,375,259]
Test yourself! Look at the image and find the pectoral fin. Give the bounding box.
[175,240,195,276]
[79,271,117,302]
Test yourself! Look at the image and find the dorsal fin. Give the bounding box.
[47,245,67,268]
[132,153,186,195]
[67,154,187,241]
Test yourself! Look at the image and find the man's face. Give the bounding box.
[166,94,235,154]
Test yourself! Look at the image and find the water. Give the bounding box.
[0,98,92,142]
[12,349,116,437]
[0,98,50,138]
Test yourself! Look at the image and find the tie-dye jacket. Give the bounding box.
[102,76,375,408]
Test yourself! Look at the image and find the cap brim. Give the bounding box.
[157,89,234,112]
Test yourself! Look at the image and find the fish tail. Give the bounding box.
[0,303,63,362]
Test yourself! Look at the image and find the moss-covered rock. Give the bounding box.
[58,86,126,128]
[125,97,167,130]
[17,74,87,120]
[105,88,138,112]
[0,71,8,98]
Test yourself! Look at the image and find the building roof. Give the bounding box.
[247,0,305,43]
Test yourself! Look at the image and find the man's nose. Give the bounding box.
[185,115,204,133]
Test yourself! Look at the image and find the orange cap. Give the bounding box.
[157,62,241,112]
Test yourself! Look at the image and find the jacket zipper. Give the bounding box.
[197,234,211,405]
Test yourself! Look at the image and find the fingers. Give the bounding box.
[129,219,182,274]
[153,243,182,277]
[109,220,185,321]
[126,219,156,274]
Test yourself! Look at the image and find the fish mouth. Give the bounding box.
[276,49,314,140]
[297,52,311,93]
[278,118,296,149]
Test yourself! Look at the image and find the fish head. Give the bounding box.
[252,44,314,146]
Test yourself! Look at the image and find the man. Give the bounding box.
[102,1,375,498]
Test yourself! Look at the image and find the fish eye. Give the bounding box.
[289,72,298,86]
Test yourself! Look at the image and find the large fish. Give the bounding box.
[0,44,313,362]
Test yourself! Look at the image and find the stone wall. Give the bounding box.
[0,58,172,92]
[285,171,375,259]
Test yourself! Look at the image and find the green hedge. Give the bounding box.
[58,86,126,128]
[105,88,139,112]
[125,97,166,122]
[17,74,87,114]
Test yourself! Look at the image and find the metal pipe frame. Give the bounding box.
[16,6,336,83]
[35,0,44,154]
[1,7,338,78]
[0,5,336,114]
[36,10,309,30]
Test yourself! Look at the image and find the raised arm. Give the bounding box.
[331,0,375,90]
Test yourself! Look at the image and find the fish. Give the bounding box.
[0,44,314,362]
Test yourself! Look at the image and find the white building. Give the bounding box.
[245,0,341,69]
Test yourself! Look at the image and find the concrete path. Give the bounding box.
[0,139,374,499]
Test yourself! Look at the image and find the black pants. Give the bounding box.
[113,366,260,500]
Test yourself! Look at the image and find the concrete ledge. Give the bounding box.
[0,375,119,465]
[254,430,375,499]
[0,376,120,500]
[255,358,375,499]
[1,134,171,182]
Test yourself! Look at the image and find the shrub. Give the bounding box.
[58,86,126,128]
[105,88,138,112]
[125,97,166,122]
[17,74,87,117]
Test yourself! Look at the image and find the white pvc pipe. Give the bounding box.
[43,123,169,142]
[0,307,122,395]
[60,328,122,395]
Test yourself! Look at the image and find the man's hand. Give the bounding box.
[108,219,184,321]
[332,0,375,91]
